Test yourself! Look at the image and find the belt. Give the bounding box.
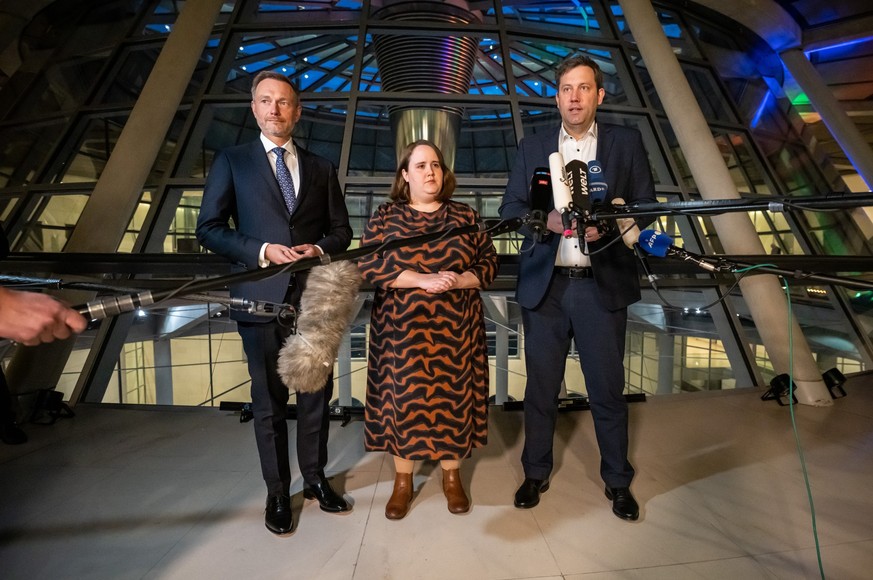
[555,266,593,279]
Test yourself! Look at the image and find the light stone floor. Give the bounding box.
[1,375,872,580]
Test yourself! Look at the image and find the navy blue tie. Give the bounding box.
[272,146,296,214]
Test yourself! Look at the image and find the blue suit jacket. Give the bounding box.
[196,140,352,322]
[499,123,657,311]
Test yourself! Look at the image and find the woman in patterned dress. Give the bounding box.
[357,140,498,519]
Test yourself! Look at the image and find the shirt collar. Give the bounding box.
[559,121,597,143]
[260,133,295,157]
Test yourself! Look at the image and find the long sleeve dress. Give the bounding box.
[358,200,498,460]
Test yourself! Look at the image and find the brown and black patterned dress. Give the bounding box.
[358,200,498,460]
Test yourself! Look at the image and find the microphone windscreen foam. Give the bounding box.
[638,229,673,258]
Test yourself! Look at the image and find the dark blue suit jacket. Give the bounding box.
[500,123,657,312]
[196,140,352,322]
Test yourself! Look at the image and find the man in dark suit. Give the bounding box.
[499,54,656,521]
[196,71,353,535]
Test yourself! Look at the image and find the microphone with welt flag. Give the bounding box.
[564,158,590,242]
[637,229,727,273]
[527,167,552,243]
[548,152,575,238]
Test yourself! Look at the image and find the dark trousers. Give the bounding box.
[520,274,635,487]
[238,320,334,496]
[0,368,15,426]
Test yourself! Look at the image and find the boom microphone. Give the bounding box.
[548,152,574,238]
[611,198,640,250]
[637,230,722,273]
[528,167,551,242]
[608,195,657,287]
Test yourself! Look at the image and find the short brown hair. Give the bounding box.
[555,54,603,91]
[389,140,457,204]
[250,71,300,101]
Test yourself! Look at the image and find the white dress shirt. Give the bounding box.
[258,134,301,267]
[555,122,598,268]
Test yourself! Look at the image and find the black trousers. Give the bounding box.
[520,274,635,488]
[0,368,15,426]
[237,319,334,496]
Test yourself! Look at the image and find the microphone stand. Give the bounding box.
[691,257,873,291]
[74,218,523,320]
[589,192,873,221]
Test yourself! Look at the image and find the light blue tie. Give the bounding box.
[272,146,296,214]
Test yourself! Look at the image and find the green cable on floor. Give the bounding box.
[781,276,826,580]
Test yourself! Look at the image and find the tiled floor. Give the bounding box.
[1,376,872,579]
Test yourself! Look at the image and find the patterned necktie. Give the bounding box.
[272,146,296,214]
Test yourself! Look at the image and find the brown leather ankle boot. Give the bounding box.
[385,472,413,520]
[442,468,470,514]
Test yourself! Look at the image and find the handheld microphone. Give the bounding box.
[564,158,589,216]
[527,167,551,242]
[588,160,607,207]
[587,160,618,237]
[548,152,574,238]
[637,230,723,273]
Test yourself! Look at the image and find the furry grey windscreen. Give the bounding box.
[277,261,363,393]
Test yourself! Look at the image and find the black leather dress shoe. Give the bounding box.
[605,486,639,521]
[514,478,549,509]
[0,422,27,445]
[303,477,351,513]
[265,494,293,534]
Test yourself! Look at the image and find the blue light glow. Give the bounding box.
[751,92,771,128]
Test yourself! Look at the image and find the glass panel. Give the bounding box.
[737,285,870,382]
[57,115,130,184]
[0,121,67,187]
[295,103,345,166]
[167,190,206,254]
[509,41,634,104]
[499,1,607,38]
[55,110,185,185]
[5,55,110,120]
[252,0,363,21]
[15,194,89,252]
[55,336,99,400]
[98,41,215,104]
[99,313,251,406]
[682,65,737,123]
[0,197,19,222]
[188,105,259,179]
[140,0,233,36]
[471,37,508,95]
[634,54,735,123]
[223,32,363,94]
[98,46,161,104]
[344,188,383,248]
[118,191,153,253]
[611,3,701,58]
[347,104,394,178]
[456,108,515,178]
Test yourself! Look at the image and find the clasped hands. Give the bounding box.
[266,243,321,264]
[419,271,464,294]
